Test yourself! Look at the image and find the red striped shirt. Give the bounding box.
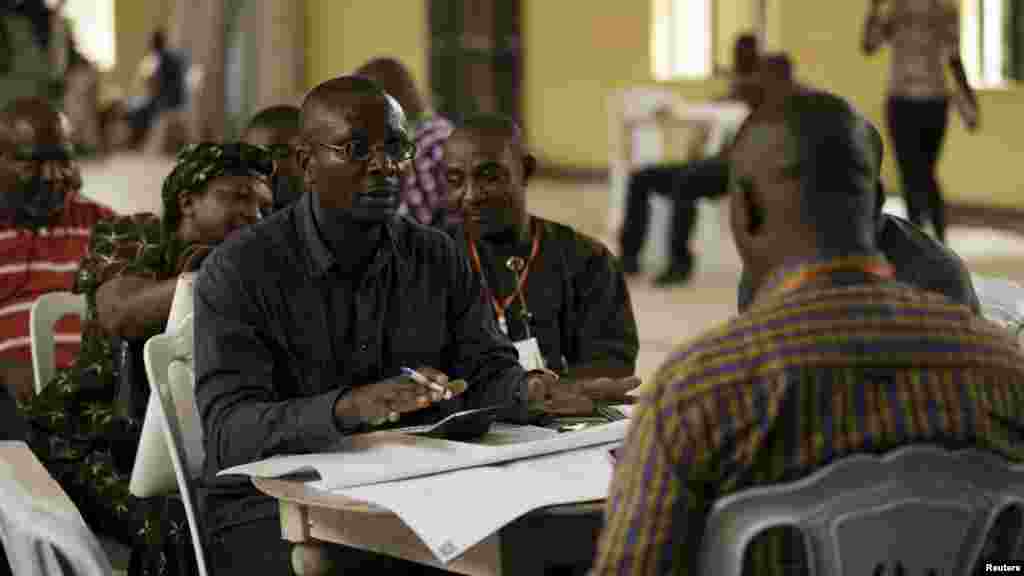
[0,193,116,369]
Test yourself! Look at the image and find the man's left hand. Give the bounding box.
[526,373,642,416]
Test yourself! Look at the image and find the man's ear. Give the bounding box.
[522,153,537,185]
[177,189,194,218]
[295,140,315,188]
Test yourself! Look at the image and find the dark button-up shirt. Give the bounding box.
[194,192,529,497]
[448,217,639,375]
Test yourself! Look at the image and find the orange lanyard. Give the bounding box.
[777,257,895,293]
[466,222,542,333]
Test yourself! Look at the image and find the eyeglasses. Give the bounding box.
[313,137,416,165]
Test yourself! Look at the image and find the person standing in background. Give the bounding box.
[862,0,980,243]
[0,0,54,108]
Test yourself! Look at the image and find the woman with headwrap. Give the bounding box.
[19,142,274,575]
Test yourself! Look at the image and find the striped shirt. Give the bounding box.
[592,255,1024,575]
[401,114,454,226]
[0,194,115,369]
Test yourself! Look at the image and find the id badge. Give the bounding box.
[513,337,546,371]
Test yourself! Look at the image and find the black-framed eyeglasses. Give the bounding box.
[313,137,416,165]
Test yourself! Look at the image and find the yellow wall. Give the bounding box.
[304,0,428,99]
[109,0,173,98]
[298,0,1023,207]
[775,0,1024,208]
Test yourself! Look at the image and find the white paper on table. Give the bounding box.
[220,420,629,490]
[332,443,617,564]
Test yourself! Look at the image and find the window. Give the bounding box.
[61,0,117,71]
[651,0,766,81]
[960,0,1021,87]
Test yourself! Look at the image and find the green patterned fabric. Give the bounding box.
[21,213,204,575]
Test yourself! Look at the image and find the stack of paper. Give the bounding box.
[220,417,638,564]
[220,419,630,490]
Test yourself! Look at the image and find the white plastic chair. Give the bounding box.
[0,441,113,576]
[699,445,1024,575]
[30,292,87,394]
[971,274,1024,344]
[607,88,745,274]
[142,312,209,576]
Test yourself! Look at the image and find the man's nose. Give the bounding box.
[38,161,68,182]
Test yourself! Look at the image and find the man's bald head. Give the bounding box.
[454,113,524,153]
[243,105,301,146]
[0,97,71,153]
[730,91,880,264]
[300,75,406,138]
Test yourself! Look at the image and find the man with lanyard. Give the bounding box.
[592,91,1024,575]
[443,113,640,388]
[0,97,114,406]
[194,76,637,574]
[354,57,455,227]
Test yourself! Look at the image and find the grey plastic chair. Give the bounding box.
[699,445,1024,575]
[971,274,1024,345]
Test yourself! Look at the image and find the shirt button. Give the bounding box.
[360,343,369,352]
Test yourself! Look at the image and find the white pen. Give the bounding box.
[400,367,453,400]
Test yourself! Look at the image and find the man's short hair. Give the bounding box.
[244,105,301,138]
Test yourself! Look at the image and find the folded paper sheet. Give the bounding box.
[220,419,629,490]
[331,443,617,564]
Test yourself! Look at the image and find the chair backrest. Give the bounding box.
[0,441,112,576]
[30,292,87,394]
[142,313,208,576]
[699,445,1024,575]
[971,274,1024,344]
[130,272,196,498]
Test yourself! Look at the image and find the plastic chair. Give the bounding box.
[0,441,113,576]
[142,313,208,576]
[699,445,1024,575]
[30,292,87,395]
[971,274,1024,344]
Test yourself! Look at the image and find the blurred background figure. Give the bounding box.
[241,105,303,213]
[61,33,102,156]
[862,0,980,244]
[127,29,186,153]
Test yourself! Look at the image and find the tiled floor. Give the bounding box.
[80,155,1024,384]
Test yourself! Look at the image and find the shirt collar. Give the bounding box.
[297,191,405,279]
[751,252,892,307]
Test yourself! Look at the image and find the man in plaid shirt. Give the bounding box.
[355,57,454,226]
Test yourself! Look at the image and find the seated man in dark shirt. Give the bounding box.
[736,122,980,314]
[443,114,640,381]
[241,105,304,212]
[195,76,636,575]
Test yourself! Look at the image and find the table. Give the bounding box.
[254,476,607,576]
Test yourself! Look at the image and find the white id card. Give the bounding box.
[513,338,546,371]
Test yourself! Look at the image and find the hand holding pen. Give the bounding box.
[333,366,469,429]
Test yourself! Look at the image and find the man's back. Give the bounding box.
[595,269,1024,574]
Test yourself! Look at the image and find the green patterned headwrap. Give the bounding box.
[160,142,279,241]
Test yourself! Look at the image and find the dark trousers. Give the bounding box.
[886,96,949,242]
[618,156,731,270]
[204,493,457,575]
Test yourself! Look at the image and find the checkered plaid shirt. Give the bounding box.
[401,114,454,226]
